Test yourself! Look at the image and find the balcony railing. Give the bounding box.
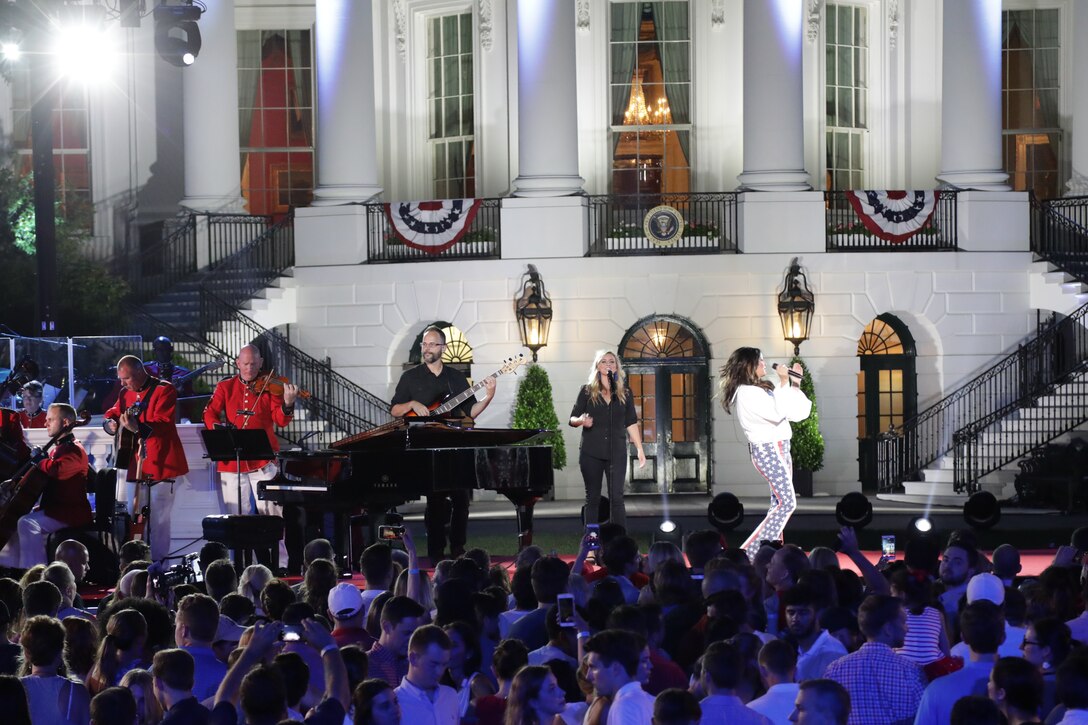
[1031,194,1088,283]
[122,215,198,303]
[207,213,279,265]
[825,190,958,251]
[587,193,739,256]
[367,198,502,262]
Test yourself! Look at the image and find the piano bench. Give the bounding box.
[202,515,284,574]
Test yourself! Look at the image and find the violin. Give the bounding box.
[245,371,312,400]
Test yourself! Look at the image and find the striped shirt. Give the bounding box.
[896,607,945,665]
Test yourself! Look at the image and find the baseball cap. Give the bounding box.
[966,572,1005,605]
[328,582,364,619]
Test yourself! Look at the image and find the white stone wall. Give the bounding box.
[290,249,1036,500]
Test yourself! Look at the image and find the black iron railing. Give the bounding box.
[202,211,295,310]
[825,190,958,251]
[199,288,392,442]
[367,199,501,262]
[207,213,278,265]
[1031,195,1088,284]
[121,215,198,303]
[586,193,739,255]
[877,300,1088,493]
[953,303,1088,493]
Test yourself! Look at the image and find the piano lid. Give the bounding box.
[330,419,553,451]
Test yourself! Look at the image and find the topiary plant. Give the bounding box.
[512,363,567,470]
[789,355,825,472]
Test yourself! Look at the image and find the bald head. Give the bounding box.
[55,540,89,583]
[116,356,148,391]
[991,544,1021,581]
[236,345,263,383]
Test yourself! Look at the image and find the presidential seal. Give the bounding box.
[643,205,684,247]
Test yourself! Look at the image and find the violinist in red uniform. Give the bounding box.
[17,381,47,429]
[203,344,297,567]
[104,355,189,561]
[0,403,92,569]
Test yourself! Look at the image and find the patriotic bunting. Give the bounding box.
[384,199,482,254]
[846,190,941,244]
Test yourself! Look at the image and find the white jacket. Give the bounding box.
[732,383,812,444]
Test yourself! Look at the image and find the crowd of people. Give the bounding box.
[2,521,1088,725]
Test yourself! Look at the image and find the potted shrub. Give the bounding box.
[789,355,824,497]
[512,363,567,473]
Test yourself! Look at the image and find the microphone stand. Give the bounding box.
[607,370,616,524]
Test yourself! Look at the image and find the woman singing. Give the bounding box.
[569,350,646,527]
[718,347,812,559]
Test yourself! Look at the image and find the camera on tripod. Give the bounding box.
[154,553,202,589]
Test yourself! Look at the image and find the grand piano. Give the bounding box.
[257,420,554,560]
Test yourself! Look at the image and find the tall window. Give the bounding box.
[610,2,691,196]
[428,12,475,199]
[1002,9,1061,199]
[237,29,314,217]
[12,73,91,225]
[825,3,868,190]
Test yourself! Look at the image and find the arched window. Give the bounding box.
[857,313,917,490]
[407,321,473,376]
[619,315,710,495]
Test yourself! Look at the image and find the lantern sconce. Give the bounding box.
[777,257,815,357]
[514,264,553,362]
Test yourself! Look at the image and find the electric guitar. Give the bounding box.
[166,359,226,392]
[406,354,528,418]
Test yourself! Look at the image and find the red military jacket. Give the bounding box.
[202,376,293,473]
[38,435,93,527]
[18,409,46,429]
[105,377,189,482]
[0,408,29,462]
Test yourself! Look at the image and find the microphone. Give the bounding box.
[607,370,616,388]
[772,363,804,381]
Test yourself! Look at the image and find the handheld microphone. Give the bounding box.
[772,363,804,380]
[607,370,616,387]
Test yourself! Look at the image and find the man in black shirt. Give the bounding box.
[390,326,495,562]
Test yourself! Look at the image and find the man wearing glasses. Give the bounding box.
[18,381,47,429]
[390,326,496,563]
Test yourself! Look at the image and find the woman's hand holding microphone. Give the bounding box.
[772,362,804,388]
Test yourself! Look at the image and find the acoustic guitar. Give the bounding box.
[0,410,91,551]
[405,354,528,418]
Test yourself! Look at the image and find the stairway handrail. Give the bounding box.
[878,298,1088,491]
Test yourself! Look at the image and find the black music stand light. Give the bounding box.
[200,429,276,515]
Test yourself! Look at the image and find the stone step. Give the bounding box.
[920,466,1016,484]
[903,478,1008,499]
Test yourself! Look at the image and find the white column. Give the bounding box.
[180,0,243,211]
[736,0,810,191]
[311,0,382,205]
[1067,3,1088,195]
[936,0,1009,191]
[511,0,584,197]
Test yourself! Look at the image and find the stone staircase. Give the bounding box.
[138,269,297,336]
[897,262,1088,504]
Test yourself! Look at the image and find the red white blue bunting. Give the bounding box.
[846,190,941,243]
[384,199,481,254]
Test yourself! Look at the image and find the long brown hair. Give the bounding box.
[584,350,627,405]
[504,665,553,725]
[717,347,773,414]
[88,608,147,693]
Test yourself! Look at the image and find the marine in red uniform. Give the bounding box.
[104,355,189,560]
[203,344,297,566]
[0,403,92,569]
[17,381,47,429]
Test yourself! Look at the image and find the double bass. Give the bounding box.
[0,411,90,550]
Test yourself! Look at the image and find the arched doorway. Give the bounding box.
[857,314,918,491]
[619,316,712,495]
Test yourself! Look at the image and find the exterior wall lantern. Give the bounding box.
[514,264,553,362]
[777,257,815,356]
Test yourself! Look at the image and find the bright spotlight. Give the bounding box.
[653,519,684,547]
[54,24,116,83]
[912,517,933,534]
[2,43,20,62]
[659,520,677,534]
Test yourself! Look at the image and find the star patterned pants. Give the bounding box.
[741,440,797,560]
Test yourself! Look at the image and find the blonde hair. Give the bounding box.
[584,350,628,405]
[120,668,165,724]
[238,564,273,611]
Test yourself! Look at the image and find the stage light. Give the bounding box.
[653,519,684,547]
[910,516,933,534]
[154,3,203,67]
[708,492,744,533]
[54,15,116,83]
[2,42,20,61]
[963,491,1001,530]
[834,492,872,529]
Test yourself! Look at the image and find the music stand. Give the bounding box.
[200,429,276,515]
